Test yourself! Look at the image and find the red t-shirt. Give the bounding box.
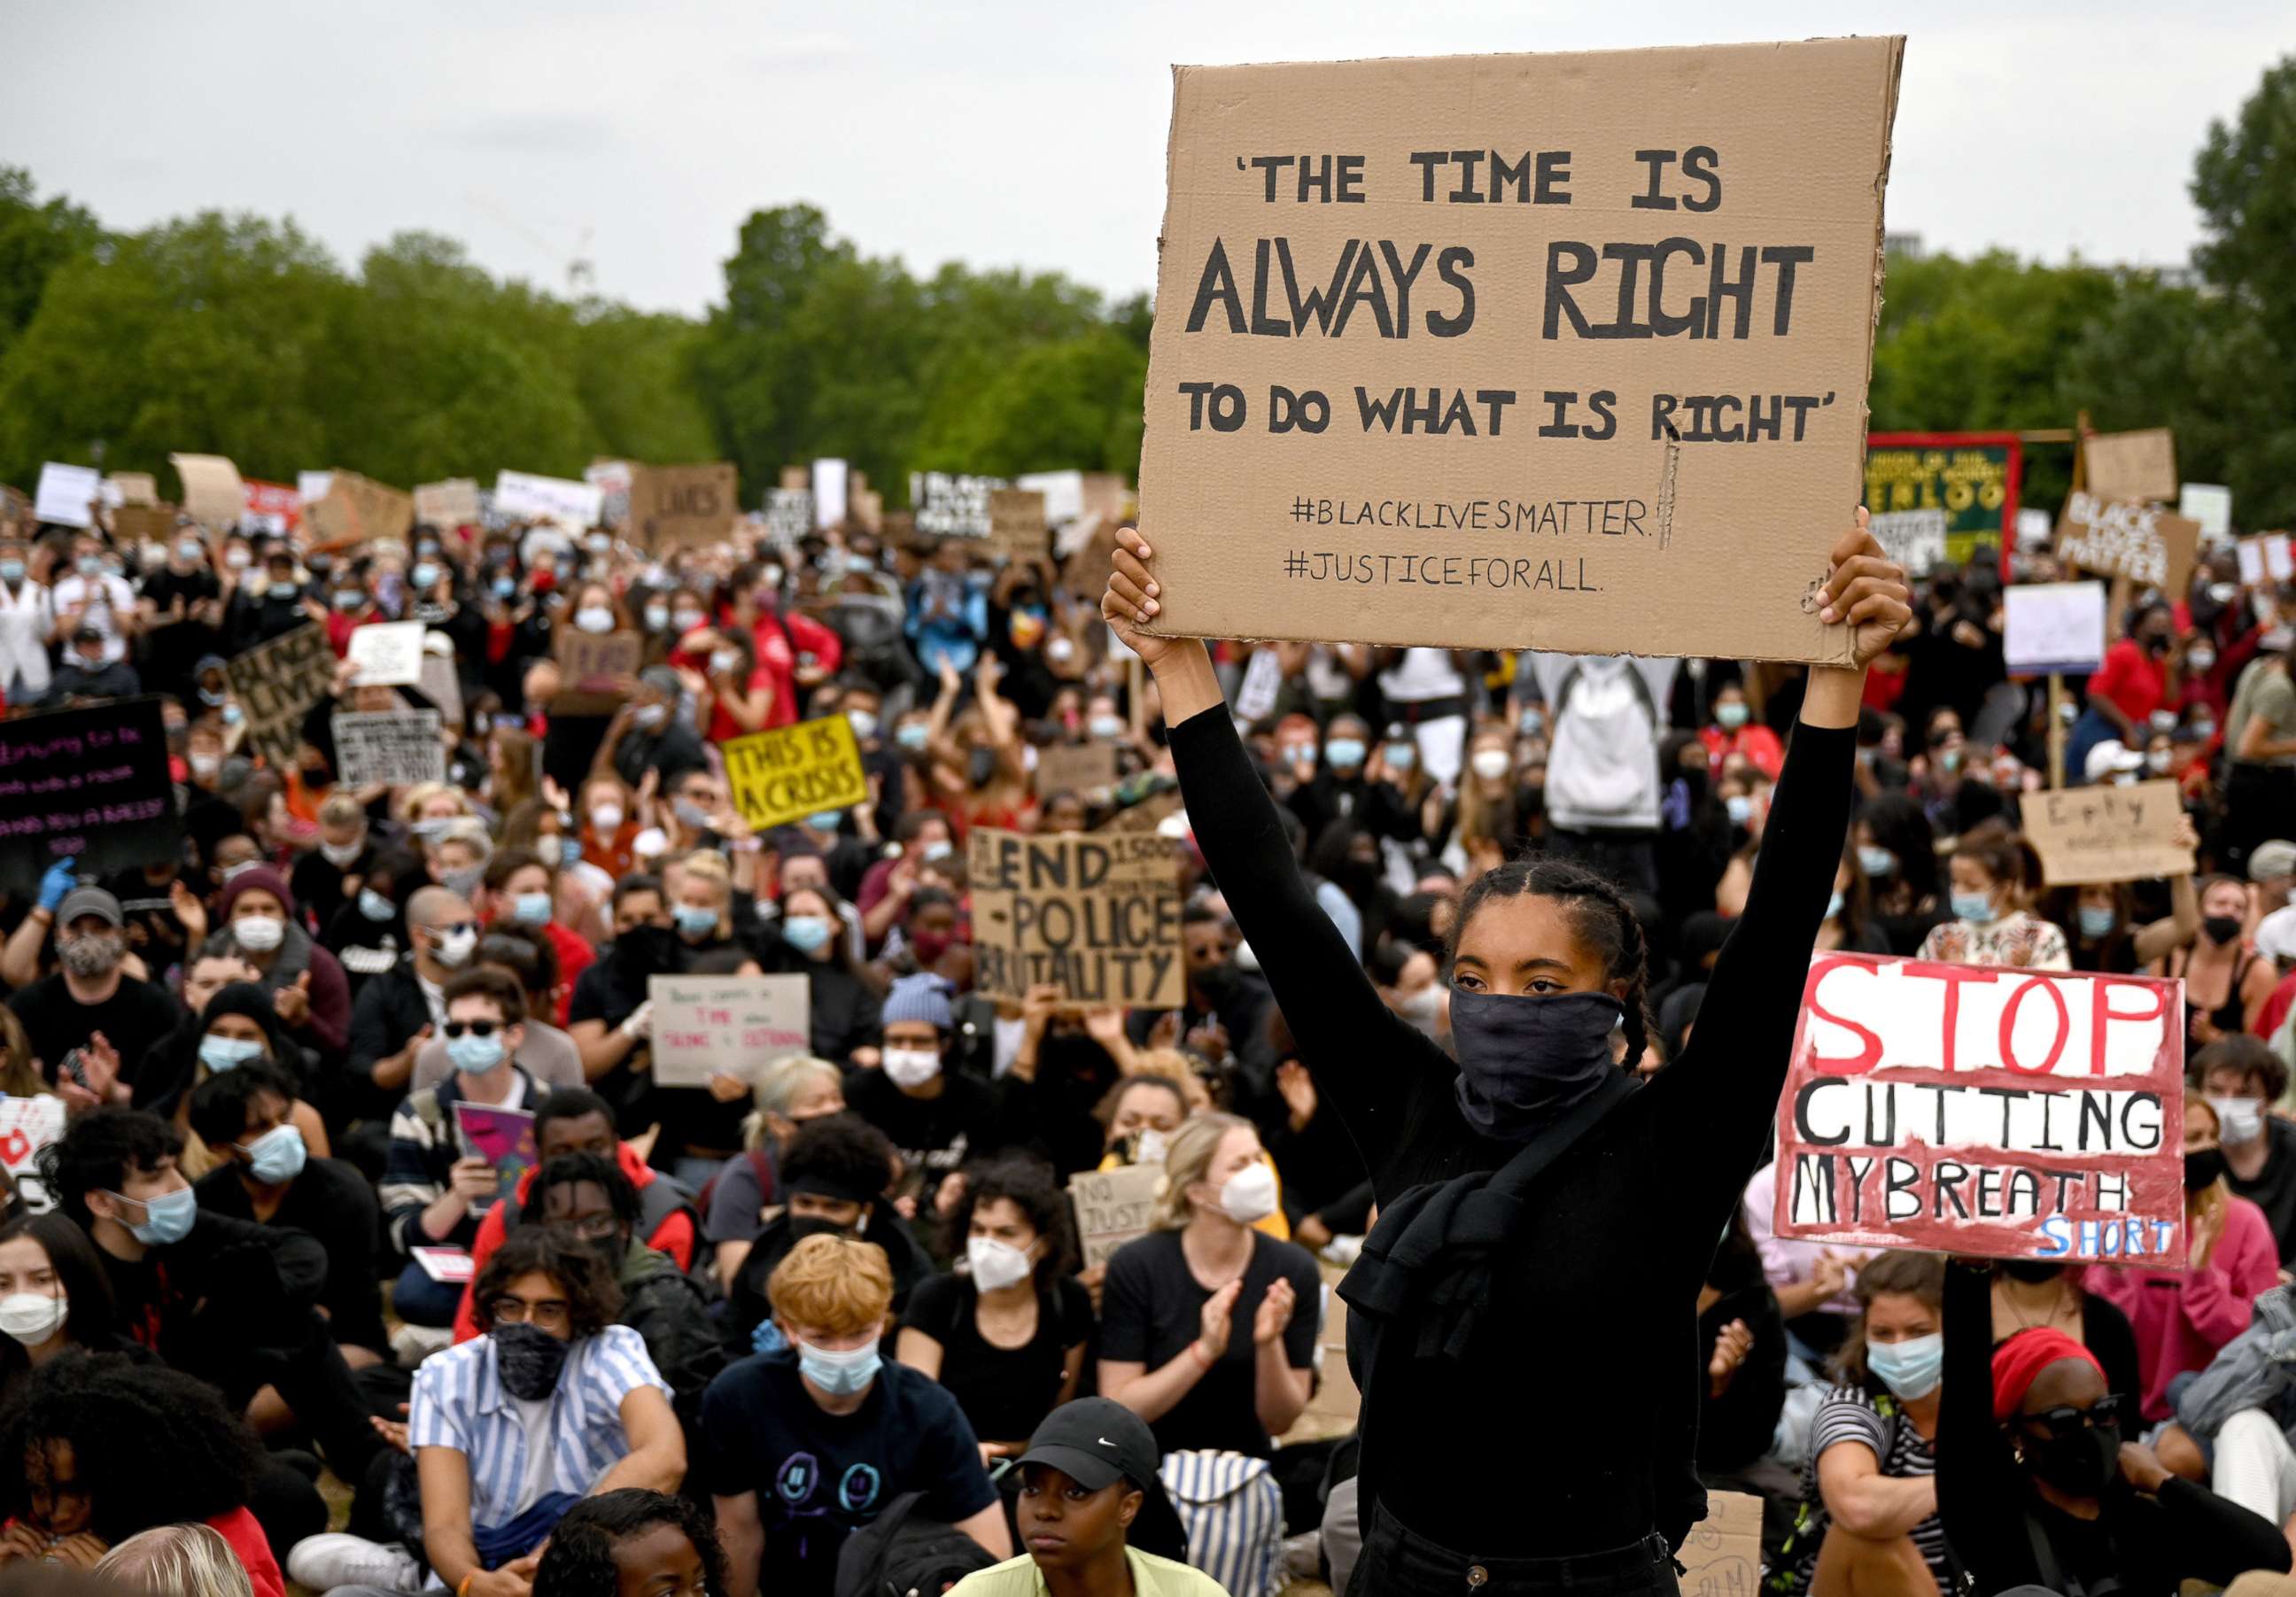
[209,1506,287,1597]
[2089,638,2169,725]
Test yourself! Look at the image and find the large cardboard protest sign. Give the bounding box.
[332,710,445,787]
[494,470,603,533]
[224,624,332,771]
[988,488,1050,562]
[111,505,179,545]
[648,973,810,1089]
[969,828,1185,1009]
[33,462,99,528]
[1067,1163,1163,1270]
[105,472,158,507]
[1863,432,2021,574]
[2025,781,2195,887]
[2003,581,2106,677]
[0,700,180,893]
[2083,429,2177,504]
[307,471,415,547]
[1136,39,1904,663]
[2054,492,2199,596]
[1677,1494,1764,1597]
[630,462,738,550]
[346,621,426,687]
[1035,741,1120,799]
[551,629,642,713]
[168,454,246,531]
[1773,953,2184,1262]
[414,479,481,528]
[722,715,870,833]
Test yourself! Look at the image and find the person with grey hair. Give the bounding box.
[593,664,708,795]
[702,1056,849,1291]
[93,1523,255,1597]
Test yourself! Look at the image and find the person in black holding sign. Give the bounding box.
[1101,515,1910,1595]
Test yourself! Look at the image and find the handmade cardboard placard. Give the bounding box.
[1068,1163,1163,1270]
[307,470,415,548]
[34,462,99,528]
[332,709,445,787]
[722,715,870,832]
[911,472,1001,539]
[2083,429,2177,504]
[224,624,333,771]
[111,504,180,545]
[105,471,158,507]
[168,454,246,531]
[2003,581,2106,677]
[346,621,426,687]
[1136,38,1905,662]
[988,488,1050,562]
[630,462,738,550]
[2054,491,2199,596]
[0,699,181,893]
[414,478,481,527]
[1035,741,1120,799]
[1677,1493,1764,1597]
[648,973,810,1089]
[2024,781,2194,887]
[551,629,642,713]
[1772,953,2184,1261]
[969,828,1185,1009]
[420,646,464,731]
[494,470,603,533]
[586,460,634,528]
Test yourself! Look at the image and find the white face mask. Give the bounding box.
[0,1291,67,1345]
[1470,748,1511,781]
[319,838,364,866]
[1135,1127,1172,1166]
[574,606,616,634]
[966,1235,1035,1292]
[590,803,624,833]
[1215,1159,1280,1225]
[2210,1096,2266,1146]
[430,925,478,968]
[232,914,284,952]
[882,1048,942,1089]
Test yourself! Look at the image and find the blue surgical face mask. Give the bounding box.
[198,1035,266,1074]
[895,723,930,752]
[511,891,554,926]
[221,703,244,726]
[1384,743,1416,772]
[1857,845,1897,880]
[446,1031,507,1074]
[1517,707,1544,739]
[808,811,842,832]
[240,1124,307,1185]
[411,562,440,590]
[2078,905,2118,941]
[795,1336,881,1397]
[1324,737,1366,770]
[783,914,833,954]
[1089,714,1127,741]
[559,837,584,870]
[1864,1331,1943,1400]
[1725,794,1754,826]
[1951,892,1997,925]
[0,560,23,584]
[112,1185,197,1247]
[493,576,516,599]
[644,603,671,632]
[359,887,396,923]
[1825,891,1845,923]
[673,903,720,940]
[1716,702,1749,730]
[77,554,103,577]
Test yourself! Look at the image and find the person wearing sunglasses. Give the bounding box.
[381,969,542,1331]
[1938,1260,2289,1593]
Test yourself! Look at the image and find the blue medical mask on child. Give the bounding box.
[2078,906,2117,940]
[111,1186,197,1247]
[795,1337,881,1396]
[198,1035,266,1074]
[1951,892,1997,924]
[1864,1332,1943,1400]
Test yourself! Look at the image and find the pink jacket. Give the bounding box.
[2084,1196,2282,1422]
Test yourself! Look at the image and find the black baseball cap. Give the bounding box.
[1015,1397,1159,1493]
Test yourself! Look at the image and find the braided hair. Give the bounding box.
[532,1488,729,1597]
[1447,857,1657,1070]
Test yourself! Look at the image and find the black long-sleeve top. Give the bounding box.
[1171,703,1852,1555]
[1938,1264,2291,1594]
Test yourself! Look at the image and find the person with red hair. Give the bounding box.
[1938,1260,2287,1594]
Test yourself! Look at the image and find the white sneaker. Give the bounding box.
[286,1532,421,1593]
[392,1322,454,1367]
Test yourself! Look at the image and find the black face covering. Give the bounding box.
[493,1322,572,1401]
[789,1213,860,1244]
[2203,915,2244,947]
[2001,1260,2067,1285]
[2185,1147,2229,1191]
[1192,960,1240,1009]
[1449,988,1625,1142]
[2025,1421,2121,1497]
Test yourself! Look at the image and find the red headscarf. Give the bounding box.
[1991,1328,2104,1423]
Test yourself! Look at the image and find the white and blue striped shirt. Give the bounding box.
[409,1325,669,1528]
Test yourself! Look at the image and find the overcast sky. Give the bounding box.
[5,2,2288,316]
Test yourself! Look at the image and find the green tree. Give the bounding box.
[0,167,103,362]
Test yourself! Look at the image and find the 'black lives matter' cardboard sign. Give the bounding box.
[0,700,181,892]
[1137,39,1904,663]
[969,828,1184,1010]
[225,624,333,771]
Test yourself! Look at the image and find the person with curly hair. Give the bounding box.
[0,1351,284,1597]
[286,1228,684,1597]
[531,1488,725,1597]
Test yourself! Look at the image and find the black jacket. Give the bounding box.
[345,958,433,1124]
[612,1239,725,1430]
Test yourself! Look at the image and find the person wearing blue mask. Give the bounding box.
[700,1232,1007,1597]
[1284,711,1418,851]
[594,666,709,795]
[381,968,542,1329]
[775,884,882,1066]
[190,1059,387,1368]
[1918,833,2071,970]
[134,980,331,1166]
[477,847,594,1027]
[2040,822,2203,978]
[37,1106,384,1497]
[1772,1251,1950,1597]
[49,532,138,667]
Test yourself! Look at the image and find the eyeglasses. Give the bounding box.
[486,1296,570,1328]
[427,922,477,937]
[443,1020,502,1039]
[2019,1393,2126,1440]
[553,1213,621,1241]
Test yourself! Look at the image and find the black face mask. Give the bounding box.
[2185,1147,2229,1191]
[1449,988,1625,1142]
[1192,960,1240,1008]
[2024,1420,2121,1497]
[789,1213,860,1244]
[2203,915,2244,947]
[966,747,997,787]
[2001,1260,2067,1285]
[493,1322,571,1400]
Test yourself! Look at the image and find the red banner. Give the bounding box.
[241,477,302,532]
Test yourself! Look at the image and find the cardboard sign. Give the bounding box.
[585,460,634,528]
[1067,1162,1163,1270]
[111,504,180,545]
[1035,741,1120,798]
[332,709,445,787]
[0,700,181,893]
[630,462,738,550]
[2180,484,2232,543]
[2267,532,2295,583]
[2004,581,2106,677]
[647,973,810,1089]
[2024,781,2196,887]
[169,454,246,531]
[1773,953,2184,1261]
[494,470,603,532]
[454,1103,536,1214]
[1864,434,2021,572]
[34,462,99,528]
[2238,539,2267,586]
[722,715,870,833]
[346,621,426,687]
[551,628,642,713]
[764,488,813,545]
[224,624,333,771]
[1677,1493,1763,1597]
[414,478,481,527]
[911,472,1001,539]
[988,488,1050,562]
[1136,38,1904,663]
[419,645,464,730]
[105,471,158,507]
[306,471,415,547]
[2084,429,2177,504]
[2054,491,2199,595]
[969,828,1185,1009]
